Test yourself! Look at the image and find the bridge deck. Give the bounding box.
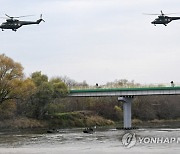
[69,87,180,97]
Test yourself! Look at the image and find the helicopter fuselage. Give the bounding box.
[151,16,180,26]
[0,19,43,31]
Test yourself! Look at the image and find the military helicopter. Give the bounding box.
[144,10,180,26]
[0,14,45,31]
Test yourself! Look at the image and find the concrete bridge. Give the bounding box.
[69,86,180,129]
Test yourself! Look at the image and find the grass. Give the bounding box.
[0,117,46,129]
[48,111,114,128]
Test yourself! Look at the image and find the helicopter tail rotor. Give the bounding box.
[40,14,45,22]
[36,14,45,24]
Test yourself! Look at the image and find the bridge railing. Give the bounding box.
[69,82,180,90]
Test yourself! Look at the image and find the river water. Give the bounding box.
[0,127,180,154]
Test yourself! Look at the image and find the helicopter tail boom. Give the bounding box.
[19,14,45,26]
[171,17,180,21]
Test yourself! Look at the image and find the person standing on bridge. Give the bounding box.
[171,81,175,87]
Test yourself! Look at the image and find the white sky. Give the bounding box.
[1,0,180,85]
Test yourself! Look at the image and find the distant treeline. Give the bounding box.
[0,54,180,128]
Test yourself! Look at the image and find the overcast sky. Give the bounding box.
[1,0,180,85]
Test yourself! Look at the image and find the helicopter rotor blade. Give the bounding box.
[14,15,34,18]
[5,14,13,18]
[163,12,180,15]
[143,11,180,16]
[143,13,160,15]
[143,11,165,16]
[5,14,34,19]
[161,10,164,16]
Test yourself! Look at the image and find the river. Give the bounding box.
[0,127,180,154]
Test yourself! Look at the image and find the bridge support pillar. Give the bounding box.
[118,97,133,129]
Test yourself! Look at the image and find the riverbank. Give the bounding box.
[0,117,46,129]
[0,113,180,130]
[47,111,114,128]
[138,119,180,128]
[114,118,180,129]
[0,111,114,130]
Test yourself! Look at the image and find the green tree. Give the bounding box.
[50,77,69,98]
[31,71,48,86]
[29,72,69,119]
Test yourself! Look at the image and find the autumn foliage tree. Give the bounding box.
[0,54,23,104]
[0,54,37,119]
[0,54,69,120]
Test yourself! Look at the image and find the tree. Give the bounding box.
[29,72,69,119]
[31,71,48,86]
[15,78,36,116]
[105,79,141,88]
[0,100,16,120]
[0,54,23,104]
[50,77,69,98]
[60,76,77,89]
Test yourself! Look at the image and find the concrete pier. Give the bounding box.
[118,97,133,129]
